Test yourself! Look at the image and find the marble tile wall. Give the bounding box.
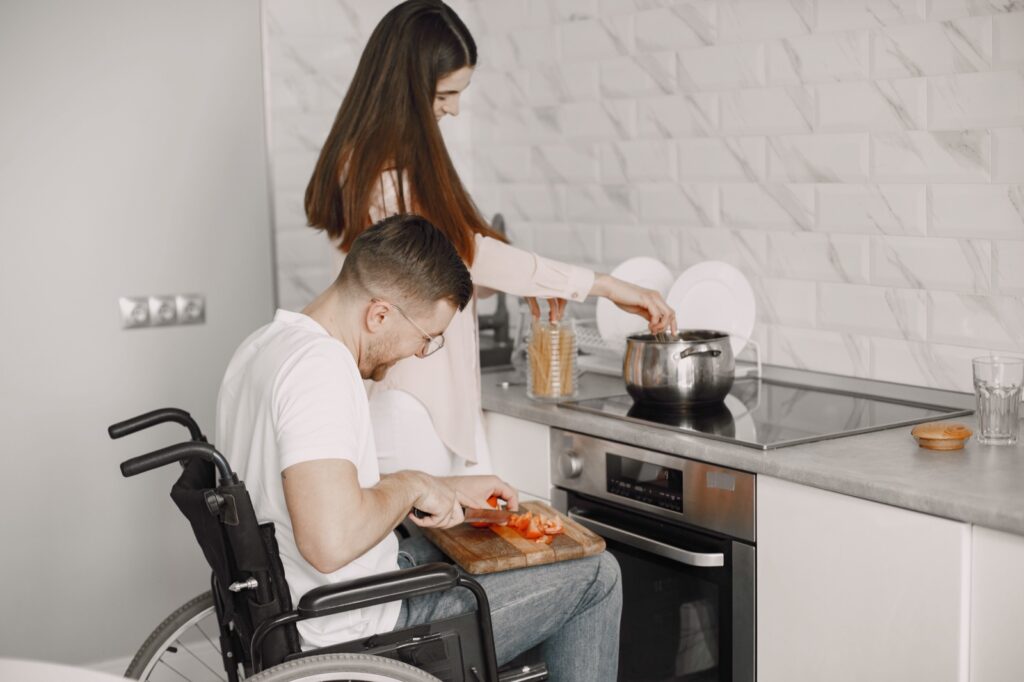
[264,0,1024,393]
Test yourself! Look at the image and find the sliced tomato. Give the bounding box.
[514,512,532,532]
[542,517,564,535]
[535,534,553,544]
[523,515,543,539]
[471,495,504,528]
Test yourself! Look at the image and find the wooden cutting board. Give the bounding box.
[421,500,606,575]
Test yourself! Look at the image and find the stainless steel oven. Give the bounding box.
[551,429,755,682]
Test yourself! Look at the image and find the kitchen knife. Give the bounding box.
[412,506,514,525]
[462,506,514,525]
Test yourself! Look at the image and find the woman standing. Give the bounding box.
[305,0,675,476]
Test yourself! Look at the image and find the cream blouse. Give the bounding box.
[363,171,595,463]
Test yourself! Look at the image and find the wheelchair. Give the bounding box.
[109,408,548,682]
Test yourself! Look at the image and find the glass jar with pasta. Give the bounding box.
[526,317,579,402]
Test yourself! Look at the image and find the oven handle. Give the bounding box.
[569,513,725,568]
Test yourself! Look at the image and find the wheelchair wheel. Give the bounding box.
[126,592,442,682]
[248,653,442,681]
[125,591,233,681]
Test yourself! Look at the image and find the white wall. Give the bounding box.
[0,0,275,666]
[268,0,1024,394]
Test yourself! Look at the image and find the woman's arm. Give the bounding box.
[472,235,676,332]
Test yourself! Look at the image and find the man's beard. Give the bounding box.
[363,337,397,381]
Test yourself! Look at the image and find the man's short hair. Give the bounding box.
[338,213,473,311]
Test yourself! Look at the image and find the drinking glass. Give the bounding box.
[972,356,1024,445]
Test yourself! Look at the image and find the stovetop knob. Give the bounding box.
[560,451,583,479]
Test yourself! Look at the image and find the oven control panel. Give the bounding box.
[551,428,756,543]
[607,453,683,513]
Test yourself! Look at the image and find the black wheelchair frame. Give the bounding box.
[109,407,544,682]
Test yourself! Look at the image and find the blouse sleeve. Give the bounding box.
[368,169,403,223]
[470,234,595,303]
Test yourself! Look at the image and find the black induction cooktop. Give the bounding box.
[561,378,973,450]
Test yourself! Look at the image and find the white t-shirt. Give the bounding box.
[216,309,400,649]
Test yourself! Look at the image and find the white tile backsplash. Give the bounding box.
[768,231,872,282]
[816,184,926,234]
[992,126,1024,181]
[872,17,992,78]
[634,3,717,51]
[767,30,871,84]
[871,130,991,182]
[526,63,599,104]
[817,282,928,339]
[720,86,815,134]
[758,277,817,325]
[993,12,1024,66]
[266,0,1024,394]
[637,183,718,225]
[992,240,1024,293]
[716,0,814,43]
[560,15,633,61]
[680,226,770,273]
[721,182,815,229]
[637,93,718,137]
[767,133,870,182]
[815,79,926,132]
[927,1,1024,22]
[927,291,1024,351]
[928,184,1024,238]
[534,143,600,182]
[600,53,678,97]
[599,139,677,181]
[678,137,767,181]
[928,70,1024,129]
[678,43,766,91]
[816,0,925,31]
[871,236,991,292]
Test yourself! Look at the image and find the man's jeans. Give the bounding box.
[395,534,622,682]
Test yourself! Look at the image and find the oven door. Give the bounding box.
[563,492,754,682]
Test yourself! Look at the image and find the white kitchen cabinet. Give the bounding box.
[758,476,969,682]
[970,526,1024,682]
[482,411,551,502]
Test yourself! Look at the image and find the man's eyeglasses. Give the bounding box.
[377,299,445,358]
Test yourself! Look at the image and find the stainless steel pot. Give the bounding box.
[623,330,735,406]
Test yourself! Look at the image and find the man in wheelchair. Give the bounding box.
[215,214,622,681]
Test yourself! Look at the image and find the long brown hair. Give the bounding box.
[305,0,502,264]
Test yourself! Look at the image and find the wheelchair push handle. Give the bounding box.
[108,408,206,442]
[120,441,236,484]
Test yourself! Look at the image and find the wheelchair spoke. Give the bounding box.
[176,639,227,681]
[194,622,221,656]
[155,657,192,682]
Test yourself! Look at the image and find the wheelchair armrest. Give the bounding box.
[297,562,459,618]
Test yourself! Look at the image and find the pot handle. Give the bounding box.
[673,345,722,361]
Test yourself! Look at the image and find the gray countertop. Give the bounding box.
[481,368,1024,537]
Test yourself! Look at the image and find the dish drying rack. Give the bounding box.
[575,319,763,379]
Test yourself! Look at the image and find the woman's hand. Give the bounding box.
[590,273,677,334]
[525,296,566,323]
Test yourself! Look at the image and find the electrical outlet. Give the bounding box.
[149,295,177,326]
[119,297,150,328]
[176,294,205,325]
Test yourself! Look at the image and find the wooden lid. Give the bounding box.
[911,422,973,450]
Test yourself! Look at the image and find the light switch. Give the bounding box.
[149,295,177,326]
[176,294,205,325]
[119,297,150,328]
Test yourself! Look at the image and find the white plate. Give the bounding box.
[666,261,755,356]
[724,394,758,444]
[596,257,675,349]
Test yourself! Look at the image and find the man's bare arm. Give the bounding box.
[282,459,463,574]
